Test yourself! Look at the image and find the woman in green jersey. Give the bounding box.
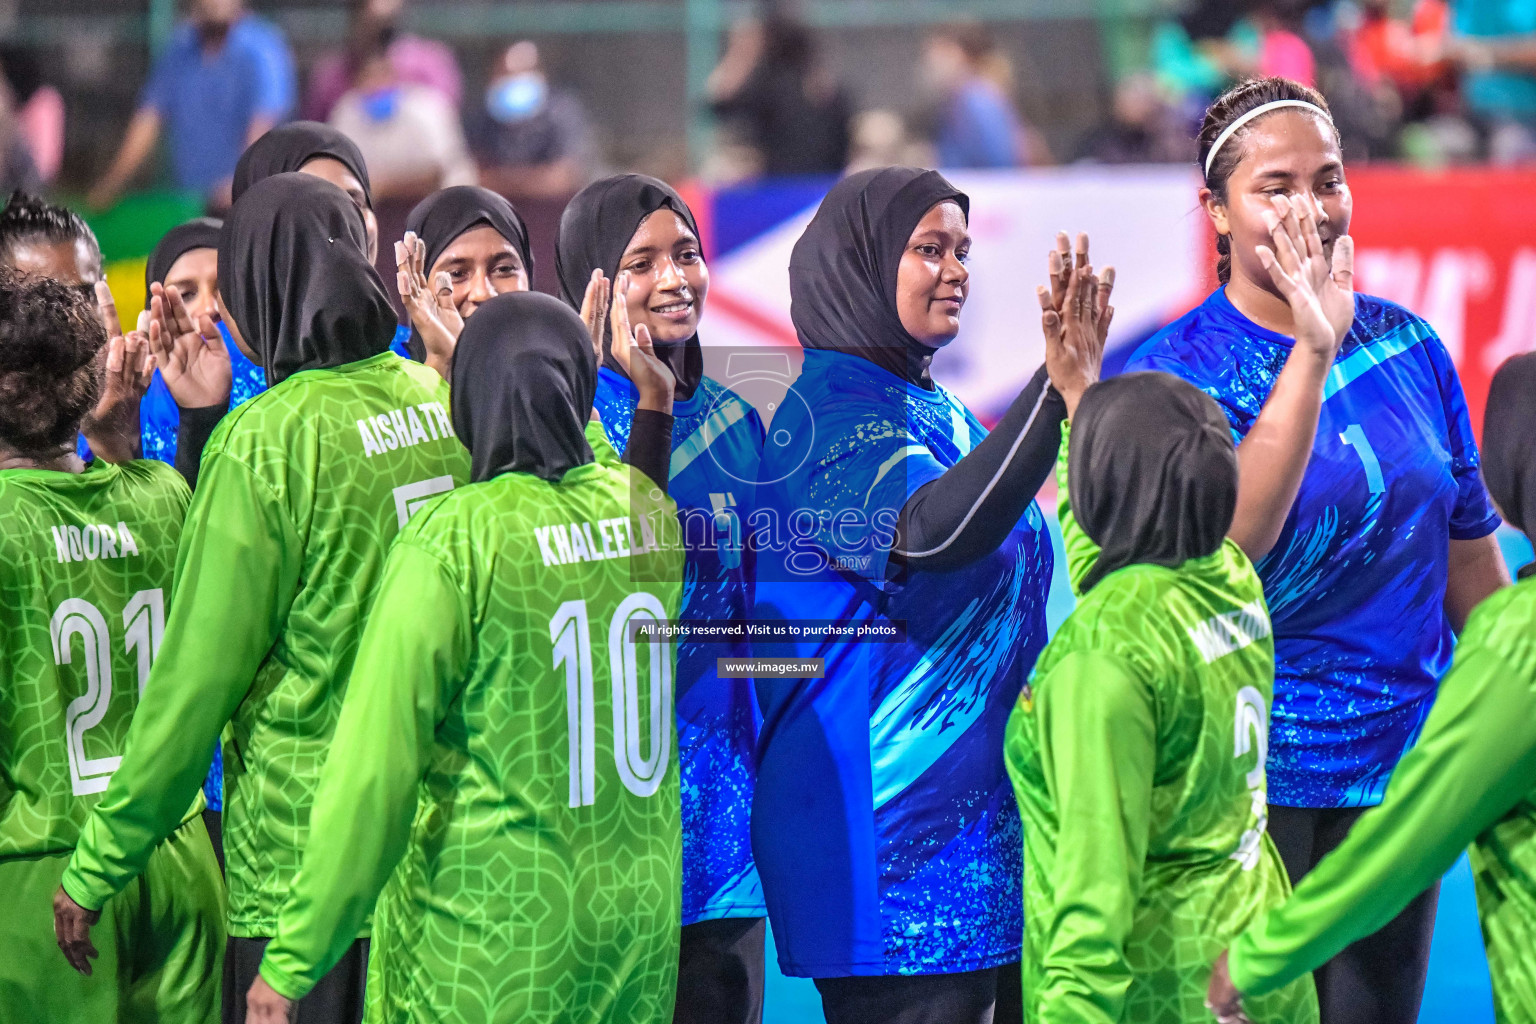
[1004,360,1318,1024]
[1207,350,1536,1024]
[54,173,473,1024]
[245,291,685,1024]
[0,271,224,1023]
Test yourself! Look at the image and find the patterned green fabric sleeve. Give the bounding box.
[258,539,473,1001]
[62,452,301,911]
[1229,640,1536,997]
[1054,421,1101,595]
[1035,649,1156,1024]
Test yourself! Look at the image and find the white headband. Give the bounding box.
[1203,99,1332,177]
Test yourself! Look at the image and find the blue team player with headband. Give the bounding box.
[1126,77,1507,1024]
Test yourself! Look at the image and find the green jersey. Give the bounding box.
[1230,576,1536,1021]
[0,459,190,860]
[1002,428,1316,1024]
[63,352,472,936]
[258,459,683,1024]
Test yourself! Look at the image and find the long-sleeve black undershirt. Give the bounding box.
[890,364,1065,574]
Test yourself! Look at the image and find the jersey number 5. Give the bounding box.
[51,590,165,796]
[551,593,673,808]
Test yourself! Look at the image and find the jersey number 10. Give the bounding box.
[51,590,165,796]
[551,593,673,808]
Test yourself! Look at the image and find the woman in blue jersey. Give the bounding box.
[392,185,533,380]
[140,217,263,487]
[555,173,769,1024]
[1123,77,1507,1024]
[751,166,1111,1024]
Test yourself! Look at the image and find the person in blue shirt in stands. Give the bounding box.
[1124,76,1508,1024]
[752,166,1111,1024]
[89,0,295,210]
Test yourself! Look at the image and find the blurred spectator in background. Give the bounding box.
[1074,73,1194,164]
[708,15,851,177]
[304,0,461,123]
[1350,0,1454,110]
[921,23,1049,168]
[845,109,935,173]
[88,0,295,210]
[0,79,40,196]
[330,38,476,199]
[1448,0,1536,163]
[471,41,599,200]
[0,47,63,184]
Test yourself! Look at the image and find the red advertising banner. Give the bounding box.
[1348,167,1536,436]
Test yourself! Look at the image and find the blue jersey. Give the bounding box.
[751,347,1053,977]
[593,365,768,925]
[1127,289,1499,808]
[141,321,267,467]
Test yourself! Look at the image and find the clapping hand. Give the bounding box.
[1255,193,1353,363]
[1038,231,1115,419]
[609,271,675,415]
[147,282,231,410]
[395,231,463,380]
[79,280,154,463]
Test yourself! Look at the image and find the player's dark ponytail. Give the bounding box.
[1199,77,1336,284]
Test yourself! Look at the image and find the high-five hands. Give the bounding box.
[147,282,232,410]
[79,280,155,463]
[1037,231,1116,420]
[1255,193,1354,363]
[395,231,462,381]
[608,271,675,416]
[1205,951,1253,1024]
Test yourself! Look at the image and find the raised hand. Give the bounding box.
[148,282,231,410]
[1039,257,1114,419]
[579,268,611,367]
[609,272,675,414]
[1045,231,1117,348]
[80,280,154,463]
[395,232,463,381]
[1255,193,1354,362]
[1205,951,1253,1024]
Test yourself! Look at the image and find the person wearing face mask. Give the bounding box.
[394,183,676,487]
[750,167,1112,1024]
[1124,77,1507,1024]
[556,174,769,1024]
[1206,352,1536,1023]
[242,291,684,1024]
[473,41,599,200]
[1006,368,1318,1024]
[303,0,461,123]
[52,173,472,1024]
[329,41,476,202]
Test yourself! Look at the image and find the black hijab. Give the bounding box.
[403,186,534,360]
[788,166,969,389]
[1483,353,1536,574]
[555,173,704,399]
[1070,372,1239,592]
[218,173,397,387]
[451,291,595,483]
[144,217,221,309]
[232,121,372,207]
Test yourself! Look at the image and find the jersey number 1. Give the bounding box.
[551,593,673,807]
[51,590,165,796]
